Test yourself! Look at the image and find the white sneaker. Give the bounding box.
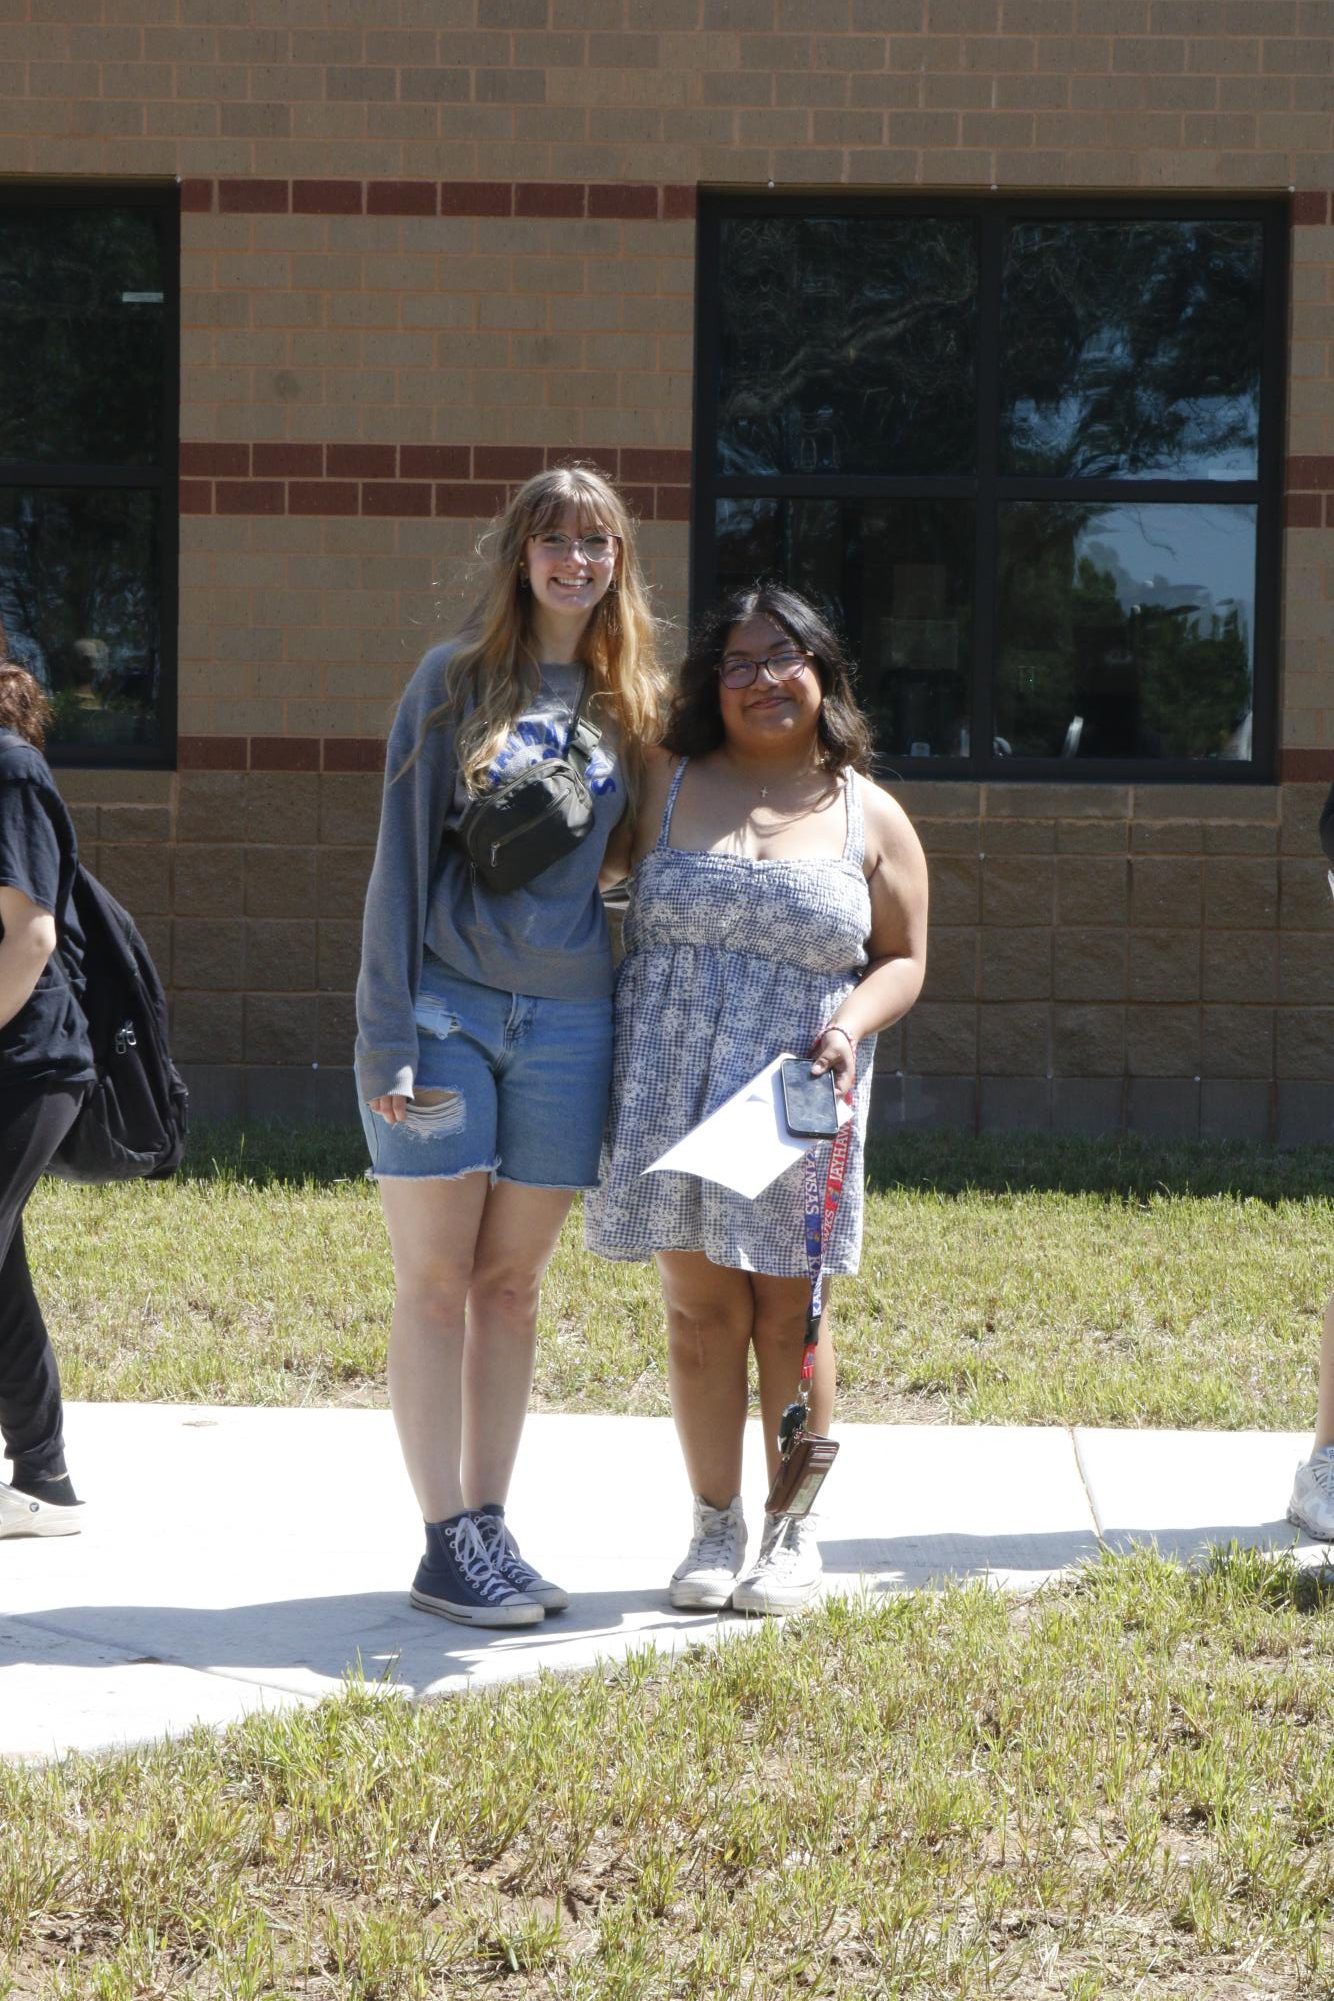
[1288,1445,1334,1540]
[0,1482,84,1539]
[731,1512,823,1615]
[669,1495,746,1610]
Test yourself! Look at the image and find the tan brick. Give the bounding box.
[1056,856,1130,925]
[97,843,172,919]
[920,927,978,1002]
[1053,1003,1125,1074]
[243,845,318,918]
[173,992,245,1067]
[176,918,247,992]
[244,994,320,1065]
[1203,931,1278,1004]
[906,1002,979,1073]
[1054,928,1128,1001]
[979,1003,1050,1075]
[929,853,982,924]
[981,927,1053,999]
[174,845,246,918]
[981,818,1056,853]
[317,918,362,991]
[1130,929,1200,1002]
[1276,1008,1334,1080]
[1279,932,1334,1004]
[1130,858,1202,927]
[1127,1005,1200,1076]
[246,920,317,991]
[1202,857,1279,929]
[177,773,247,845]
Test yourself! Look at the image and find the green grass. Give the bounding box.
[4,1549,1334,1999]
[26,1124,1334,1430]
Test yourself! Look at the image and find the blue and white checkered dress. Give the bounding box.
[585,757,876,1277]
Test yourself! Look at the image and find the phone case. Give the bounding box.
[779,1059,839,1139]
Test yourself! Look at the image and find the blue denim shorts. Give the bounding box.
[359,958,613,1189]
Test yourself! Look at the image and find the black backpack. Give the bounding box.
[50,864,188,1184]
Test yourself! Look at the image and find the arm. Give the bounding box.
[0,884,57,1032]
[809,781,929,1094]
[354,650,457,1118]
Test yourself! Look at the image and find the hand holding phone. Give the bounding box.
[779,1057,840,1140]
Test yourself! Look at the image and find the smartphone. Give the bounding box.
[779,1057,840,1140]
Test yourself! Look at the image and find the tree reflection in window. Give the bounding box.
[0,195,172,759]
[997,503,1254,761]
[716,216,977,478]
[1001,220,1262,480]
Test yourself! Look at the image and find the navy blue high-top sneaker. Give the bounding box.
[410,1512,543,1626]
[472,1503,570,1612]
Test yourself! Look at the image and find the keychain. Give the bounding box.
[763,1120,851,1518]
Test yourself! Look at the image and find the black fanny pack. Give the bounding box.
[452,673,602,894]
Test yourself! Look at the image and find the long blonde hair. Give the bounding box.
[403,466,664,796]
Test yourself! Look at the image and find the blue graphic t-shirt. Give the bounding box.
[355,649,627,1101]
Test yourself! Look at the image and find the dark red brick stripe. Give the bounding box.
[181,442,691,522]
[183,178,697,220]
[1284,454,1334,529]
[1292,191,1331,225]
[179,736,385,773]
[176,739,1334,781]
[1280,750,1334,782]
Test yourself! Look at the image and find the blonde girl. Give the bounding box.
[355,467,661,1626]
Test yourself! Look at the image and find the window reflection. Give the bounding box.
[0,208,164,467]
[716,217,977,477]
[0,489,162,752]
[1001,220,1262,480]
[716,497,973,762]
[996,503,1255,761]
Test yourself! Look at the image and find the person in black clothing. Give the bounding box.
[0,650,95,1538]
[1287,782,1334,1541]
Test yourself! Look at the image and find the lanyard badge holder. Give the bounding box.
[764,1119,852,1518]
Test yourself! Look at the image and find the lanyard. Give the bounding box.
[798,1118,853,1388]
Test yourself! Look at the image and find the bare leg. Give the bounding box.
[750,1273,821,1488]
[657,1250,754,1509]
[378,1172,490,1522]
[461,1181,576,1509]
[1315,1292,1334,1453]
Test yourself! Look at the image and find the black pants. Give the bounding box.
[0,1081,85,1486]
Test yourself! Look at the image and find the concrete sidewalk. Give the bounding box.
[3,1402,1329,1763]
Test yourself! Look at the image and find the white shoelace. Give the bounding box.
[447,1515,514,1602]
[474,1510,536,1586]
[690,1510,741,1570]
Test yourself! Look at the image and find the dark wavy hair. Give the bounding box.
[662,583,873,775]
[0,623,50,750]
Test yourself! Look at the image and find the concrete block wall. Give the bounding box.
[4,0,1333,1134]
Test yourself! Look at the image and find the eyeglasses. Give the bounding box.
[531,531,618,563]
[718,645,811,690]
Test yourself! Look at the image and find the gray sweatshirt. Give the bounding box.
[354,643,625,1102]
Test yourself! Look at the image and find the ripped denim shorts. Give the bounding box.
[358,954,613,1189]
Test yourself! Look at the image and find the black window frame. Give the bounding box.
[0,181,180,771]
[691,192,1289,786]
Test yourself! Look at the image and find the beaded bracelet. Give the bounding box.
[820,1023,856,1050]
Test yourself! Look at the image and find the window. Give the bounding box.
[693,197,1286,781]
[0,187,178,765]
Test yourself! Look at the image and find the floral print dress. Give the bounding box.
[585,757,876,1277]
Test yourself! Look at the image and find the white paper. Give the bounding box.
[643,1053,851,1200]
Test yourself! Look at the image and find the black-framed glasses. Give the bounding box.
[530,531,618,562]
[718,644,811,689]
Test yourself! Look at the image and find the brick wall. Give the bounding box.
[4,0,1333,1135]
